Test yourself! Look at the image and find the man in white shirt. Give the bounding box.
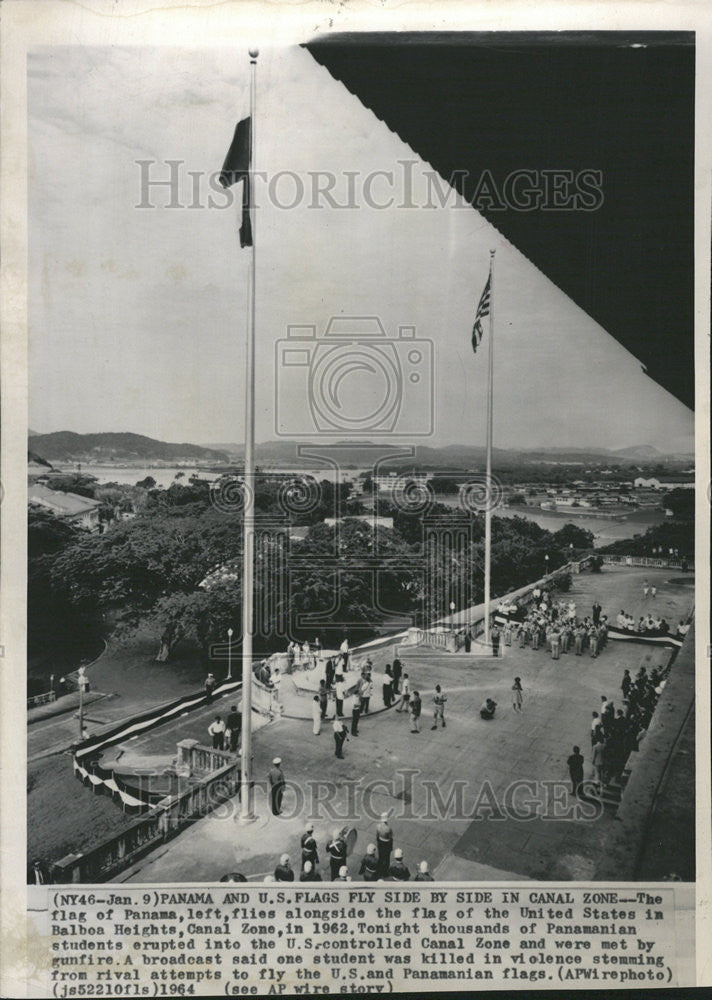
[208,715,226,750]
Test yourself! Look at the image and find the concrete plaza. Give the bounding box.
[116,564,693,884]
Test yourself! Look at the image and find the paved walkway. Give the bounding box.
[115,565,693,884]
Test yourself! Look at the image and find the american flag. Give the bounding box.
[471,273,491,353]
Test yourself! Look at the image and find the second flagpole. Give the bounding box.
[483,249,495,647]
[239,47,258,822]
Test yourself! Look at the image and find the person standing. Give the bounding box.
[511,677,523,713]
[326,828,346,880]
[651,584,657,599]
[358,844,379,881]
[410,690,422,733]
[574,624,584,656]
[312,695,322,736]
[491,626,501,658]
[208,715,225,750]
[388,848,411,881]
[591,737,606,792]
[359,674,373,715]
[226,705,242,753]
[431,684,447,730]
[274,854,294,882]
[592,601,602,625]
[270,667,283,714]
[376,813,394,875]
[550,626,561,660]
[301,824,319,872]
[567,745,585,797]
[464,629,473,652]
[503,621,513,647]
[334,675,345,718]
[268,757,285,816]
[392,657,402,695]
[204,672,217,703]
[589,627,599,658]
[300,861,322,882]
[333,717,348,758]
[382,664,393,708]
[325,657,335,691]
[339,636,350,671]
[621,669,632,702]
[414,861,434,882]
[318,679,329,720]
[351,697,361,737]
[396,673,411,713]
[643,579,650,598]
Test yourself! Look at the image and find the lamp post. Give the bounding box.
[544,553,549,577]
[227,627,233,681]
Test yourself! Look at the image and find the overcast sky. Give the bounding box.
[28,44,694,453]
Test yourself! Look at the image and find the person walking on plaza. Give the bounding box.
[208,715,225,750]
[431,684,447,730]
[414,861,434,881]
[376,813,394,875]
[396,672,411,713]
[358,844,379,881]
[318,679,329,720]
[268,757,285,816]
[643,579,650,598]
[511,677,523,713]
[389,848,411,881]
[392,656,402,695]
[204,672,217,703]
[312,695,322,736]
[226,705,242,753]
[410,690,422,732]
[351,697,361,736]
[334,675,345,718]
[651,584,657,599]
[274,854,294,882]
[333,717,349,758]
[567,745,585,797]
[382,664,393,708]
[326,828,346,880]
[301,824,319,872]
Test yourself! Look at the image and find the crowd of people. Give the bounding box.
[262,815,435,883]
[567,662,669,796]
[495,590,610,660]
[615,608,674,637]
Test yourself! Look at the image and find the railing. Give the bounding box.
[601,554,693,570]
[53,756,240,883]
[27,690,57,709]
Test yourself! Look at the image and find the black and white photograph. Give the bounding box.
[1,1,709,995]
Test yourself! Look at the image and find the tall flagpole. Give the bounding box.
[484,249,495,646]
[239,48,258,821]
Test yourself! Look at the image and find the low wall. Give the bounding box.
[595,625,695,880]
[56,746,240,883]
[601,554,693,570]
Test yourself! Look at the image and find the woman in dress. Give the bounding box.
[512,677,523,713]
[312,695,322,736]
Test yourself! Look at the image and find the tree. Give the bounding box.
[662,488,694,520]
[553,523,595,551]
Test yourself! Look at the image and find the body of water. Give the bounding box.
[494,505,667,548]
[63,465,366,488]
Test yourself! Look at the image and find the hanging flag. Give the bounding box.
[471,273,491,353]
[219,117,253,248]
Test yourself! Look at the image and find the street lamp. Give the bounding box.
[227,627,234,680]
[544,553,550,575]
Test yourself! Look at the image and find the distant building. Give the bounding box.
[324,515,394,529]
[28,484,101,531]
[634,476,694,490]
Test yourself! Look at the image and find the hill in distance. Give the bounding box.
[204,439,694,468]
[29,431,228,464]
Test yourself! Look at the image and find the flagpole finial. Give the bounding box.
[249,48,259,60]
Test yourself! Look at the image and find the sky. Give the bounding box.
[28,43,694,454]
